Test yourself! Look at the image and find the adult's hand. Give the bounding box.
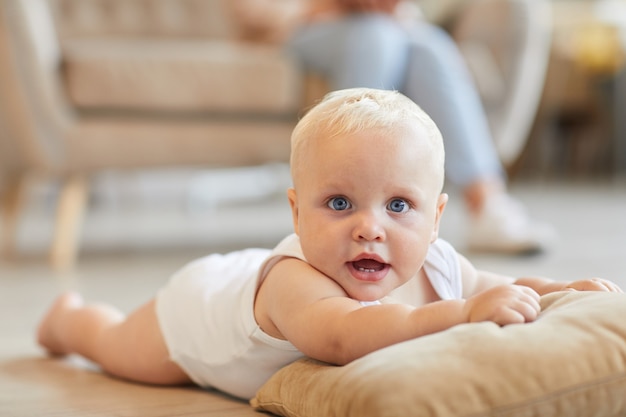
[336,0,400,14]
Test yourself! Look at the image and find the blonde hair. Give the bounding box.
[290,87,445,188]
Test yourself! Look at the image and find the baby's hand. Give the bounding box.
[564,278,623,293]
[464,285,541,326]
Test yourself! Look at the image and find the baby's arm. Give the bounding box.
[459,252,623,297]
[256,258,539,366]
[514,276,623,294]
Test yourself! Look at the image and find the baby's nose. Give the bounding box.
[352,211,386,242]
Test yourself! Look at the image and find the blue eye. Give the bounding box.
[388,199,409,213]
[328,197,351,211]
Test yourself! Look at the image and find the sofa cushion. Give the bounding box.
[251,291,626,417]
[62,39,303,114]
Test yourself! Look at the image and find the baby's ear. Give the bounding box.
[287,188,300,235]
[430,193,448,243]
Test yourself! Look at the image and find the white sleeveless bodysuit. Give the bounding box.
[156,234,462,399]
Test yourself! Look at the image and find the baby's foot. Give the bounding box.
[37,292,84,355]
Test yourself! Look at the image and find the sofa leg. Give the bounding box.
[50,174,88,271]
[1,174,28,261]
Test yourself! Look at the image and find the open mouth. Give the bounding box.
[348,257,390,282]
[352,259,386,273]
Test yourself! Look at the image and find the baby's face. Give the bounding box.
[288,124,447,302]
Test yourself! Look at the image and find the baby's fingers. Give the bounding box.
[492,288,541,325]
[601,279,624,293]
[514,294,541,323]
[503,289,541,324]
[567,278,623,293]
[490,303,538,325]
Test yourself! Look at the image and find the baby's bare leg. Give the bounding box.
[37,292,191,386]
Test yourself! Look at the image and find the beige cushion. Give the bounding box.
[62,39,302,114]
[62,117,294,170]
[251,291,626,417]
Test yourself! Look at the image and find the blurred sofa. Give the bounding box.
[54,0,304,139]
[0,0,550,269]
[0,0,303,268]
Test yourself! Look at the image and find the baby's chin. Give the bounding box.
[345,285,393,304]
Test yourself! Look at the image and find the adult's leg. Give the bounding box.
[401,22,555,254]
[287,14,409,90]
[37,292,191,385]
[401,22,504,192]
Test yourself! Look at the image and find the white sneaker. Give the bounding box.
[466,194,557,255]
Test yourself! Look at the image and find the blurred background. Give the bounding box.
[1,4,625,413]
[0,0,625,275]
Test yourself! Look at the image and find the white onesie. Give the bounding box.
[155,233,462,400]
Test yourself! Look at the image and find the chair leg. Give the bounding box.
[50,174,88,271]
[1,174,28,260]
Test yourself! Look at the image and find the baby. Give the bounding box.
[37,88,622,400]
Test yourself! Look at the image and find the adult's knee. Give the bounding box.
[334,14,410,89]
[408,23,463,67]
[344,14,407,57]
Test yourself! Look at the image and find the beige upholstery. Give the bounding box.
[63,40,300,113]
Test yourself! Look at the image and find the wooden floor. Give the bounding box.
[1,178,625,416]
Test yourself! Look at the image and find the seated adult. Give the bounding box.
[230,0,555,254]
